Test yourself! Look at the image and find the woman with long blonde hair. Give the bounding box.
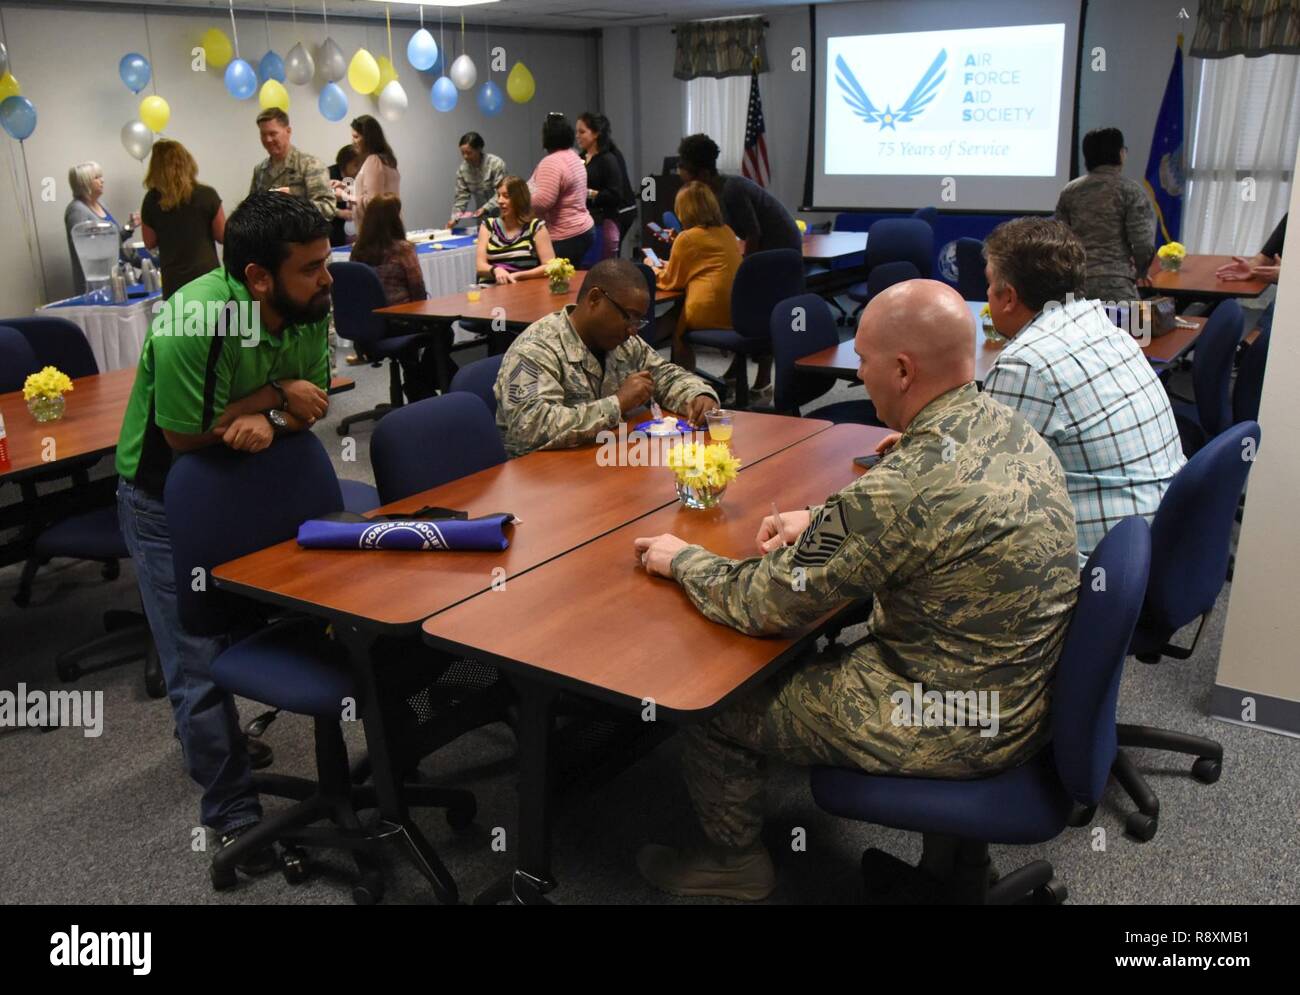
[140,139,225,298]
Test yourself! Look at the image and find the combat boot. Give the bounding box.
[636,839,776,901]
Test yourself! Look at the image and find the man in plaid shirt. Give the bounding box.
[982,218,1185,564]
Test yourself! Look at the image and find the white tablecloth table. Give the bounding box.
[35,291,161,373]
[330,239,477,298]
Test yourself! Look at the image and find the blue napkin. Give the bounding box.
[297,513,513,551]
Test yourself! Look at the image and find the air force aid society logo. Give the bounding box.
[359,520,448,550]
[836,50,947,131]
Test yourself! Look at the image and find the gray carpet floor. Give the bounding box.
[1,321,1296,905]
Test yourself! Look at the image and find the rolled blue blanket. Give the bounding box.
[297,513,514,551]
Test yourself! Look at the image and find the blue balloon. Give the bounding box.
[224,58,257,100]
[477,80,504,117]
[318,81,348,122]
[407,28,438,72]
[0,95,37,140]
[431,75,458,112]
[119,52,151,94]
[258,50,286,84]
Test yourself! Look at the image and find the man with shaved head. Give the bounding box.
[633,279,1079,901]
[495,258,719,457]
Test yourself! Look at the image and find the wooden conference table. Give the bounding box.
[802,232,868,264]
[212,410,848,901]
[1145,254,1272,301]
[795,303,1209,382]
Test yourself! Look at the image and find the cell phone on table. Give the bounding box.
[642,247,662,267]
[853,454,882,469]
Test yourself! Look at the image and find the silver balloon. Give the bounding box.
[0,42,8,79]
[285,42,315,85]
[120,119,153,161]
[377,79,408,122]
[449,53,477,91]
[319,38,346,83]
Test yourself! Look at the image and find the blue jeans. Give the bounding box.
[117,479,262,834]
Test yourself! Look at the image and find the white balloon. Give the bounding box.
[285,42,315,85]
[449,53,477,91]
[120,119,153,161]
[319,38,346,83]
[377,79,408,122]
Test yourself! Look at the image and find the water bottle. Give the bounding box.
[0,412,10,470]
[140,257,159,294]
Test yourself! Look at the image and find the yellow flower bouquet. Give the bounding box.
[666,441,742,509]
[979,303,1004,343]
[1157,241,1187,272]
[23,366,74,423]
[544,257,576,294]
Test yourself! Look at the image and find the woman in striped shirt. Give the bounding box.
[476,175,556,284]
[527,114,595,266]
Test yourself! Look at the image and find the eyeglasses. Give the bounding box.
[596,288,650,331]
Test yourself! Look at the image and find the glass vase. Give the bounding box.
[27,394,66,423]
[548,277,570,295]
[1159,256,1183,272]
[675,479,727,509]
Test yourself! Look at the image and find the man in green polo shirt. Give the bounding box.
[116,191,333,873]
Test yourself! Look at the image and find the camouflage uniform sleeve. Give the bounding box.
[483,156,506,213]
[669,472,920,636]
[1125,181,1157,274]
[1054,188,1072,226]
[629,338,719,413]
[496,341,621,454]
[302,154,338,221]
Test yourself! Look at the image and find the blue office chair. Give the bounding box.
[848,218,934,319]
[1,315,98,377]
[867,260,921,299]
[1172,299,1243,455]
[371,393,506,505]
[662,211,682,232]
[769,294,880,425]
[812,517,1150,904]
[1232,327,1270,425]
[833,212,872,233]
[338,479,380,514]
[448,354,505,418]
[911,205,939,227]
[0,324,39,391]
[954,237,986,300]
[684,248,806,410]
[166,431,476,904]
[1110,421,1261,842]
[329,262,437,436]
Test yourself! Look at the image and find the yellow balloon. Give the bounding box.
[259,79,289,112]
[347,49,380,95]
[506,61,535,103]
[0,72,20,101]
[201,27,233,69]
[375,56,398,93]
[139,95,171,133]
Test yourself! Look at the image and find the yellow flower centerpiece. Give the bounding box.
[23,366,74,423]
[979,302,1004,343]
[1157,241,1186,272]
[544,257,576,294]
[666,441,742,509]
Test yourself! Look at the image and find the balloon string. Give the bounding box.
[228,0,239,60]
[143,9,157,93]
[386,4,392,64]
[322,0,328,35]
[290,1,296,30]
[264,2,270,49]
[16,140,50,303]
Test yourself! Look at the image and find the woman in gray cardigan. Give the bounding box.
[64,161,139,292]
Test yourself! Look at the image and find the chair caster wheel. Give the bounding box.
[446,797,477,831]
[281,846,311,885]
[352,871,385,905]
[336,424,348,436]
[57,661,81,683]
[210,862,237,891]
[1125,811,1158,842]
[1192,757,1221,784]
[1033,879,1068,905]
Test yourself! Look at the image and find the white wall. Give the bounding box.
[603,0,1198,223]
[0,3,598,313]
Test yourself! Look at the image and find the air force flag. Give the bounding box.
[1144,40,1184,246]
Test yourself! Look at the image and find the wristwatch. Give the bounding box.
[265,409,288,430]
[270,379,288,409]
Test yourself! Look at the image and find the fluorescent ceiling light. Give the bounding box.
[362,1,502,8]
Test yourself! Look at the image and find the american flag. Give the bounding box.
[742,57,770,188]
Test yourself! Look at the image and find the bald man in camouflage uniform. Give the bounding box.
[495,259,719,458]
[1055,127,1156,301]
[634,280,1079,901]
